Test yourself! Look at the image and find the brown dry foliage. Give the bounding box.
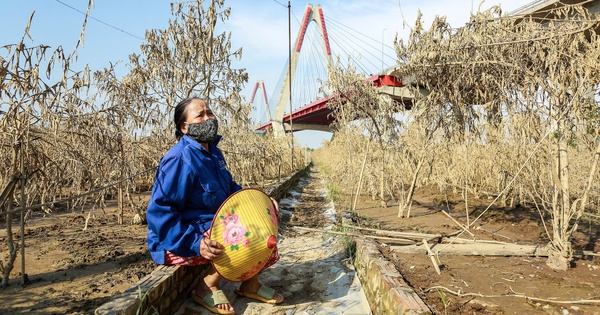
[314,3,600,270]
[0,0,304,285]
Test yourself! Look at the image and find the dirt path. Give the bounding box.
[1,169,372,315]
[177,171,372,315]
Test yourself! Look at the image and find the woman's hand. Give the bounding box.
[270,197,281,218]
[200,237,225,260]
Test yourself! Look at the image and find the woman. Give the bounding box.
[146,97,283,315]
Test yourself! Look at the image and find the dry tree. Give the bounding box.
[324,58,406,208]
[315,3,600,270]
[0,0,304,286]
[1,2,93,285]
[94,0,305,223]
[395,4,600,270]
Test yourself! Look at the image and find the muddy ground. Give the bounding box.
[1,168,600,314]
[348,186,600,315]
[0,194,156,314]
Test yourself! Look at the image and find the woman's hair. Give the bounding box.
[174,97,201,140]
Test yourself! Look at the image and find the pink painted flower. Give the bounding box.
[222,224,247,246]
[221,212,240,228]
[242,239,250,247]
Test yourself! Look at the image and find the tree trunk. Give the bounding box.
[352,140,370,212]
[547,118,571,270]
[1,212,17,287]
[118,185,124,225]
[398,155,425,218]
[379,150,387,208]
[2,146,20,286]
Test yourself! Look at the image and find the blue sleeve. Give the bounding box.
[146,156,202,257]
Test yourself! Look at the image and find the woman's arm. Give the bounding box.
[146,156,203,257]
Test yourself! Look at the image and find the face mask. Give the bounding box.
[185,119,219,143]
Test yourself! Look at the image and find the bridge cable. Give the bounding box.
[304,26,328,98]
[271,0,287,8]
[324,24,373,74]
[326,17,397,62]
[327,22,382,74]
[325,17,397,68]
[324,21,389,73]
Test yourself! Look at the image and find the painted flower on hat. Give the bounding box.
[222,211,240,228]
[220,210,251,250]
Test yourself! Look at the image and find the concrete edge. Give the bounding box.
[94,264,209,315]
[354,237,432,315]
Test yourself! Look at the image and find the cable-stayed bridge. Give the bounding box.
[251,0,600,138]
[250,3,413,137]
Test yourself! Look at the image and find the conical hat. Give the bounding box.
[209,188,279,282]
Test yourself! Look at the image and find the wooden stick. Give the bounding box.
[448,237,523,246]
[392,242,548,256]
[474,226,513,240]
[441,210,475,237]
[292,226,417,244]
[341,224,464,243]
[392,242,600,257]
[422,239,441,275]
[426,285,600,305]
[342,224,441,239]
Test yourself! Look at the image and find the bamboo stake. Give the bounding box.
[441,210,475,238]
[391,242,599,257]
[352,139,371,212]
[422,239,441,275]
[118,185,124,225]
[341,224,457,240]
[19,142,27,285]
[293,226,417,244]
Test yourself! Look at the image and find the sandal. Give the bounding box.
[234,285,284,304]
[191,289,235,315]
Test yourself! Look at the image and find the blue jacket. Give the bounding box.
[146,135,242,264]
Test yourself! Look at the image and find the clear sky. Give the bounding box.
[1,0,527,149]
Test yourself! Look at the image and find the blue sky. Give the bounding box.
[1,0,527,148]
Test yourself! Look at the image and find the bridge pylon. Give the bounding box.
[271,3,333,138]
[250,80,271,126]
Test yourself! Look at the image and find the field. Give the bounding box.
[349,186,600,315]
[0,193,155,314]
[1,170,599,315]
